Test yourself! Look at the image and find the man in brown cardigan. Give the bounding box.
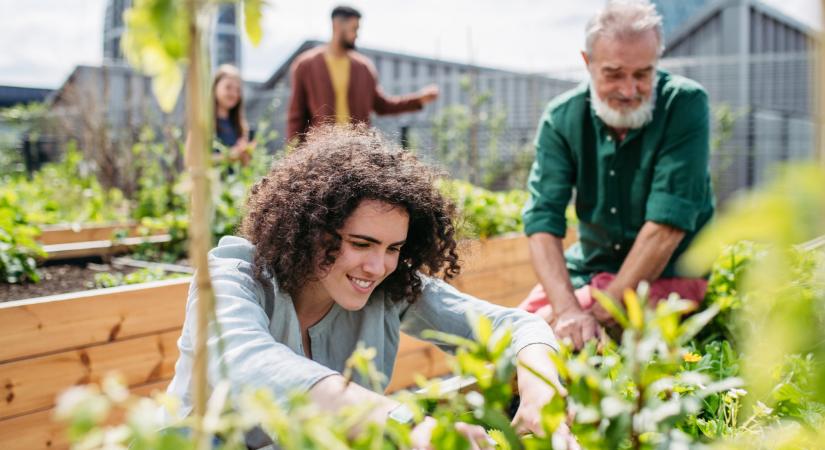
[287,6,439,143]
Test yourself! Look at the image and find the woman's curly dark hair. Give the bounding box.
[239,125,461,303]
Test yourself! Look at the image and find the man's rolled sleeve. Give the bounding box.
[522,112,574,238]
[645,90,711,232]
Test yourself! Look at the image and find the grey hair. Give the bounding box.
[585,0,665,57]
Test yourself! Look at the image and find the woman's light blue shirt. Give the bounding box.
[165,236,557,420]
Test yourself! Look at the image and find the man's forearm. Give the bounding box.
[528,232,579,313]
[606,221,685,299]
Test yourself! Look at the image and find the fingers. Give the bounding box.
[557,423,582,450]
[454,422,495,449]
[581,320,597,345]
[554,312,600,351]
[511,408,545,437]
[557,320,582,350]
[410,417,437,450]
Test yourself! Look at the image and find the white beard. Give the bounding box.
[590,80,657,130]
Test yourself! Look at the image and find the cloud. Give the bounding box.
[0,0,105,87]
[1,0,820,88]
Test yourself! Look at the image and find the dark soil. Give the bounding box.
[0,262,141,303]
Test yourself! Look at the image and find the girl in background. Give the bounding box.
[212,64,254,166]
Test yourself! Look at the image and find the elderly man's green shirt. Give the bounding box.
[523,70,715,288]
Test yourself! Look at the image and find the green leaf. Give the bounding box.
[473,314,493,347]
[677,303,721,346]
[623,288,643,331]
[151,61,183,113]
[243,0,264,46]
[591,288,629,329]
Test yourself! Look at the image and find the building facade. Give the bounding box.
[658,0,815,200]
[104,0,241,69]
[652,0,712,37]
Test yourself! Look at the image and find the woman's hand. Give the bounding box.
[228,138,254,166]
[512,344,580,448]
[410,417,495,450]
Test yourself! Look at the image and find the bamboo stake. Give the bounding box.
[184,1,215,449]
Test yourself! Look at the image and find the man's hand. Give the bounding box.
[575,285,616,325]
[417,84,439,105]
[551,307,599,350]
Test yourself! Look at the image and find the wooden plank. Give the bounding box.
[387,345,450,393]
[455,229,576,274]
[0,330,179,420]
[0,379,170,450]
[452,262,537,301]
[43,234,173,260]
[37,223,138,246]
[456,235,531,273]
[0,278,189,363]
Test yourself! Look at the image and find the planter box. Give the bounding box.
[0,230,576,450]
[36,223,171,261]
[38,223,150,246]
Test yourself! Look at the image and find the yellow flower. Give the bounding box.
[683,352,702,363]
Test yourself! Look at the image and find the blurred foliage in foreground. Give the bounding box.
[54,163,825,449]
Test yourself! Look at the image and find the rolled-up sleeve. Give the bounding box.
[522,109,575,238]
[645,90,711,232]
[399,276,558,355]
[179,254,338,409]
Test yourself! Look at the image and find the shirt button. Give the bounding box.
[610,207,617,214]
[609,170,616,176]
[606,135,613,142]
[614,243,621,251]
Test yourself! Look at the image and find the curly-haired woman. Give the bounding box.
[166,126,569,448]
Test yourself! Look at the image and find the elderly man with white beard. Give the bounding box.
[519,0,715,350]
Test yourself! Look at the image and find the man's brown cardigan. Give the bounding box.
[287,46,425,142]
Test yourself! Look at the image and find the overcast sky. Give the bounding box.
[0,0,820,89]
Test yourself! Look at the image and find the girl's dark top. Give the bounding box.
[216,117,239,147]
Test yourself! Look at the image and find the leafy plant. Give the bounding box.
[92,266,184,289]
[681,164,825,446]
[6,143,130,225]
[440,179,529,239]
[0,190,45,283]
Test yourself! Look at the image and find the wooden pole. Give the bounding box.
[184,1,214,449]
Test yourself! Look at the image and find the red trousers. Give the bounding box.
[518,272,707,317]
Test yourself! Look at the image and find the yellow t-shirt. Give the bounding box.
[324,53,351,124]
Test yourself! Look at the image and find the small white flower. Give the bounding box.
[727,388,748,399]
[465,391,485,409]
[754,401,774,416]
[128,397,161,437]
[54,385,109,422]
[102,425,131,449]
[102,375,130,404]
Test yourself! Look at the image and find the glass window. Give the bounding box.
[218,4,237,25]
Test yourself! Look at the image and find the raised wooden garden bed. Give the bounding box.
[0,231,576,450]
[37,223,172,261]
[37,223,143,246]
